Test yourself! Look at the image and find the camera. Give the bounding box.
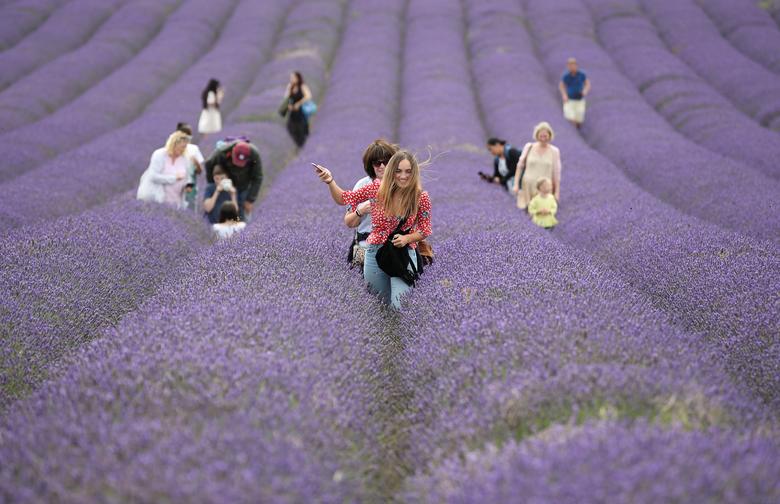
[220,178,234,191]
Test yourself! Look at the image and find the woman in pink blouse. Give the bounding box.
[314,150,432,309]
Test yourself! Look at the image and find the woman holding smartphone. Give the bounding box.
[313,150,432,310]
[343,139,399,267]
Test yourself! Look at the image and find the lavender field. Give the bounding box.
[0,0,778,502]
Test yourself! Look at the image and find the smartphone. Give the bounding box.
[311,162,324,173]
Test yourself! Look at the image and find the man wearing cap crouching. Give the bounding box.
[204,140,263,220]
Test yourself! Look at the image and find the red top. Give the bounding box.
[342,179,432,249]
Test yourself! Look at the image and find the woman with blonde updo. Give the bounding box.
[513,121,561,210]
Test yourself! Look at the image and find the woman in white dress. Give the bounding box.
[512,121,561,210]
[136,131,191,208]
[198,78,224,141]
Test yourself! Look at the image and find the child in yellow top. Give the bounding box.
[527,177,558,229]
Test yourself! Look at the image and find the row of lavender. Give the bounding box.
[513,0,780,406]
[0,0,346,410]
[639,0,780,130]
[0,0,278,407]
[0,0,69,52]
[398,0,779,501]
[0,0,182,134]
[0,0,778,501]
[524,0,780,242]
[0,0,316,232]
[582,0,780,179]
[0,0,411,500]
[0,0,126,91]
[694,0,780,75]
[0,0,240,184]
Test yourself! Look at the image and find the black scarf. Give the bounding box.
[375,219,421,286]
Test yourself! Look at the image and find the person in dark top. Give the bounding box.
[480,138,523,192]
[202,165,238,224]
[204,140,263,218]
[559,57,591,129]
[284,71,312,148]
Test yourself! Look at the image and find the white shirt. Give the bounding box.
[185,143,205,184]
[213,221,246,239]
[497,156,509,177]
[352,176,374,247]
[137,148,187,205]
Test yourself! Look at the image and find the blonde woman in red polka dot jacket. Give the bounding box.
[314,150,432,310]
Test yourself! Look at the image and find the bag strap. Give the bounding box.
[518,142,533,186]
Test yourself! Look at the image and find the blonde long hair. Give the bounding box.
[165,130,191,156]
[377,150,423,219]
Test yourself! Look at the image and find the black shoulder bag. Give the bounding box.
[375,218,420,287]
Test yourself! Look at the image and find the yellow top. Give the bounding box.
[528,193,558,228]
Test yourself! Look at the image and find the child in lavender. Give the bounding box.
[527,177,558,229]
[559,57,591,129]
[212,201,246,239]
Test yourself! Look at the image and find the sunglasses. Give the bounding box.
[372,158,390,168]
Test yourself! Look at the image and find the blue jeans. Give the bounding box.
[505,176,515,192]
[237,188,252,222]
[363,244,418,310]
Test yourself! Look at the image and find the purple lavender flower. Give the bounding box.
[0,0,126,91]
[639,0,780,130]
[0,0,68,51]
[405,422,780,503]
[0,0,181,134]
[695,0,780,75]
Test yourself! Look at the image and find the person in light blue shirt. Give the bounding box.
[559,57,591,129]
[344,139,399,267]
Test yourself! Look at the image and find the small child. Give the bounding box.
[212,201,246,239]
[527,177,558,229]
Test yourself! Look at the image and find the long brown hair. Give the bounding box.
[377,150,422,219]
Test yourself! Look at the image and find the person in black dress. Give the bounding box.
[284,71,312,148]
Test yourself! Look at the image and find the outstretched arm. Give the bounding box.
[313,164,346,204]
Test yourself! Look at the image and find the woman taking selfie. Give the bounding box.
[313,150,432,310]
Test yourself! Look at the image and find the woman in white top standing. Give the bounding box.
[198,78,224,142]
[136,130,191,207]
[513,121,561,210]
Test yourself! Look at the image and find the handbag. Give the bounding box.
[347,232,370,268]
[278,97,289,118]
[418,239,434,266]
[375,219,420,287]
[517,142,533,190]
[301,100,317,118]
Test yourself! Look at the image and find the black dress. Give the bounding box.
[287,86,309,147]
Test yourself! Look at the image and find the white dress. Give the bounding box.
[213,221,246,239]
[198,90,222,134]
